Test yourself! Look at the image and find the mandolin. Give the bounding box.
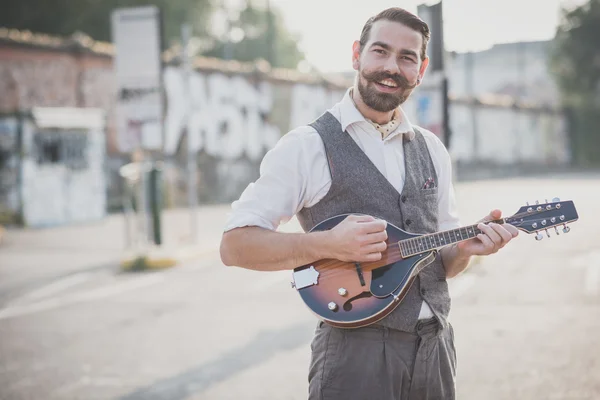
[291,199,578,328]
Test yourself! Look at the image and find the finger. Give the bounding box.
[364,230,388,243]
[504,224,519,238]
[476,233,496,253]
[359,252,383,262]
[349,214,375,223]
[488,223,513,246]
[481,209,502,223]
[363,241,388,253]
[360,219,388,234]
[478,223,502,246]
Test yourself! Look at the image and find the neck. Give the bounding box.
[351,86,395,125]
[399,219,506,258]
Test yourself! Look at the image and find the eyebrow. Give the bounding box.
[370,41,418,59]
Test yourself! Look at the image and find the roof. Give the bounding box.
[0,27,351,87]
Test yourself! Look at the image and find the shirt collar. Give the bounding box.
[338,88,416,141]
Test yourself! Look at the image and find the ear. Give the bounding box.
[352,40,361,71]
[417,56,429,85]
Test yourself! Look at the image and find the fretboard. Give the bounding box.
[398,219,505,257]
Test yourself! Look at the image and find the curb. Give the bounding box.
[120,243,221,272]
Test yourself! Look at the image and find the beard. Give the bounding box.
[357,69,417,112]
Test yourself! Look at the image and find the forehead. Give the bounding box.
[367,19,423,52]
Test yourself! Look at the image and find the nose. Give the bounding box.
[383,55,401,75]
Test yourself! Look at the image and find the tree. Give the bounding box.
[0,0,305,69]
[0,0,214,48]
[550,0,600,165]
[203,2,305,69]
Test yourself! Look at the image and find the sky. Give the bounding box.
[269,0,586,73]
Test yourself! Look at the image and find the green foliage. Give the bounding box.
[203,3,305,69]
[1,0,304,69]
[550,0,600,165]
[0,0,213,47]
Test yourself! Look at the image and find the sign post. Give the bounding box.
[111,6,164,255]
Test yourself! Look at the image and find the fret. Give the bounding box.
[466,225,475,238]
[461,227,469,239]
[454,228,461,242]
[424,237,432,251]
[429,235,436,249]
[399,221,509,259]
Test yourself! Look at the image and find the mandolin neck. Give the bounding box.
[398,219,505,258]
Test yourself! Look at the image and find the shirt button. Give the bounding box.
[405,219,412,226]
[401,195,407,203]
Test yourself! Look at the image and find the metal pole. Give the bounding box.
[182,24,199,242]
[466,51,479,160]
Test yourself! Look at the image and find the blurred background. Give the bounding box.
[0,0,599,399]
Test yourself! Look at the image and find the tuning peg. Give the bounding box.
[545,199,549,203]
[563,225,571,234]
[552,197,560,202]
[526,201,530,206]
[535,200,539,205]
[554,226,560,235]
[535,232,544,241]
[545,229,550,238]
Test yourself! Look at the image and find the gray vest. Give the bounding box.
[296,112,451,332]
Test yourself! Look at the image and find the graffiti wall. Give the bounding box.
[0,30,572,211]
[162,66,345,203]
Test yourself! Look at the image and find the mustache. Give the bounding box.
[362,70,417,90]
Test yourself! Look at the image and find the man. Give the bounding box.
[220,7,518,400]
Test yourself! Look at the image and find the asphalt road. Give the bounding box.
[0,173,598,400]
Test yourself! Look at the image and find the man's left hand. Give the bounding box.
[457,209,519,257]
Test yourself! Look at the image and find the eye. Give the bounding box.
[373,49,386,55]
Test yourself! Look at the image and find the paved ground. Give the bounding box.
[0,173,599,400]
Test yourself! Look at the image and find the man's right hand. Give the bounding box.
[327,214,388,262]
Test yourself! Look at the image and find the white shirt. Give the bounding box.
[225,88,461,319]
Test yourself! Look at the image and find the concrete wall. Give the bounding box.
[0,113,107,227]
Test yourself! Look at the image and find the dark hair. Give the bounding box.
[359,8,430,61]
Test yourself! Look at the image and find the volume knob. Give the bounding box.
[328,302,338,311]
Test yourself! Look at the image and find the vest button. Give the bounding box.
[401,195,407,203]
[420,288,427,296]
[405,219,412,226]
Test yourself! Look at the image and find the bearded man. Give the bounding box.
[220,7,517,400]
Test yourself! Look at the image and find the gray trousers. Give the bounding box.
[308,318,456,400]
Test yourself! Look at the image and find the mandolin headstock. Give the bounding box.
[505,198,578,240]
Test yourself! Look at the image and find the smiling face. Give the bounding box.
[352,19,429,112]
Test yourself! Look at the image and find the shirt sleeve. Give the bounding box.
[223,126,318,232]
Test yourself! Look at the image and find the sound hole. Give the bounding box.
[343,291,372,311]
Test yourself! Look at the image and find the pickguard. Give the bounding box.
[370,252,433,298]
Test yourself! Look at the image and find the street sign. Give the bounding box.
[111,6,164,152]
